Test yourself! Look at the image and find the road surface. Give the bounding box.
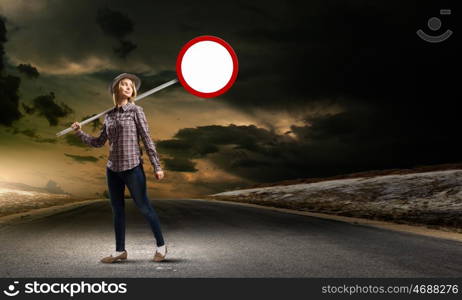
[0,199,461,277]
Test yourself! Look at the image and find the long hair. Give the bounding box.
[112,79,138,106]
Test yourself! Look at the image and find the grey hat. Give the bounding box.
[108,73,141,94]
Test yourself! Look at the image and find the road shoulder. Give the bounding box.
[0,199,107,228]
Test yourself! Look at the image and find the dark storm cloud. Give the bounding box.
[64,134,86,148]
[3,16,70,130]
[0,74,22,126]
[159,137,219,158]
[90,69,180,95]
[29,92,74,126]
[61,119,102,147]
[138,70,180,92]
[45,180,65,194]
[34,137,57,144]
[156,124,312,182]
[22,102,35,114]
[113,40,137,59]
[64,153,99,163]
[17,63,39,79]
[96,7,137,58]
[157,106,459,183]
[8,126,58,144]
[163,158,198,172]
[0,15,6,71]
[0,16,22,126]
[80,114,103,132]
[96,7,134,39]
[15,128,38,138]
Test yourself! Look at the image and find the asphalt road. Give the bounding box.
[0,199,461,277]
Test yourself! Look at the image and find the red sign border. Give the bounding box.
[176,35,239,98]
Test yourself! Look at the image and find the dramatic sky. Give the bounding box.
[0,0,457,199]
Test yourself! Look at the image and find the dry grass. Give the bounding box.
[206,164,462,233]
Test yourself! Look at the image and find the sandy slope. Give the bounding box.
[209,170,462,232]
[0,187,85,217]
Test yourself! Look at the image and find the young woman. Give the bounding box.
[71,73,167,263]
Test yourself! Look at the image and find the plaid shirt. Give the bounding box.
[76,102,163,172]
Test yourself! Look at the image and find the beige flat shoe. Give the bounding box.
[153,246,167,262]
[100,250,128,263]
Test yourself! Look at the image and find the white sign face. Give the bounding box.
[176,36,238,98]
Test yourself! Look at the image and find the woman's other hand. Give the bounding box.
[155,170,164,180]
[71,121,81,132]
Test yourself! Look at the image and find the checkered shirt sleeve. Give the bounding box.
[134,106,163,172]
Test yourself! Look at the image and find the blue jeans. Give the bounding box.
[106,162,165,251]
